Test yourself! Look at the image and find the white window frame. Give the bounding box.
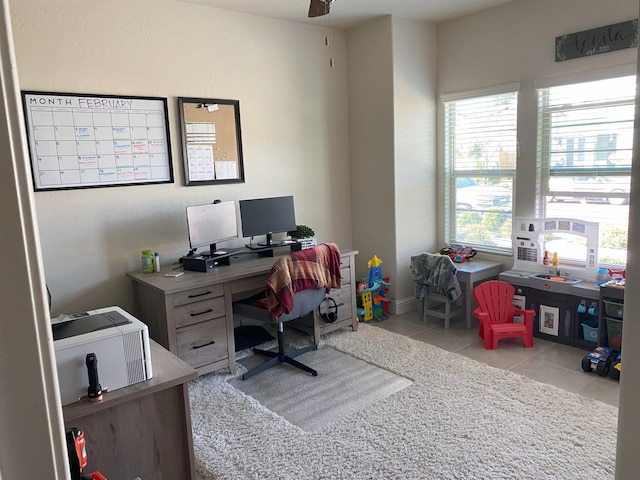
[535,66,636,268]
[442,83,519,254]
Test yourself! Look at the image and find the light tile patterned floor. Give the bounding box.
[369,310,620,407]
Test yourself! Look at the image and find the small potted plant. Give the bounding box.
[287,225,317,249]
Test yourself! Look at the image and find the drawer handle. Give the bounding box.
[188,290,212,298]
[193,340,215,349]
[190,308,213,317]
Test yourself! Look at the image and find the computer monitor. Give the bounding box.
[239,195,296,248]
[186,200,238,255]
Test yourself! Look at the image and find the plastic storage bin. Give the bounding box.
[606,317,623,350]
[581,317,599,342]
[603,300,624,319]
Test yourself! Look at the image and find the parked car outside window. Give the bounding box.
[455,177,512,211]
[548,176,630,205]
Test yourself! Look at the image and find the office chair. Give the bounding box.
[242,243,341,380]
[242,288,326,380]
[410,253,464,329]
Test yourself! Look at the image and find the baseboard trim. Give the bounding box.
[390,297,419,315]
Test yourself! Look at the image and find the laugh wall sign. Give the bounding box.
[556,20,638,61]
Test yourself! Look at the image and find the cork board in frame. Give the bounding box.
[178,97,245,185]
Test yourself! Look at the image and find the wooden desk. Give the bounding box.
[128,248,359,376]
[456,259,503,328]
[63,340,197,480]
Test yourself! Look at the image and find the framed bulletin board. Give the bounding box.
[21,91,174,191]
[178,97,245,186]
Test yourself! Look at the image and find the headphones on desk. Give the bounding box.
[320,296,339,323]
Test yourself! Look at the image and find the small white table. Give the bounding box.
[455,259,503,329]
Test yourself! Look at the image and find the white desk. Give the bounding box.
[456,259,503,329]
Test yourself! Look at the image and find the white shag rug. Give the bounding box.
[189,323,618,479]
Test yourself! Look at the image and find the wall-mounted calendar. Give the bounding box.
[21,91,174,191]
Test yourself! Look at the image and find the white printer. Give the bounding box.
[52,306,153,406]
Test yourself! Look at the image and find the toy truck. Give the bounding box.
[581,346,616,377]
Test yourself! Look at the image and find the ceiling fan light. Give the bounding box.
[308,0,330,18]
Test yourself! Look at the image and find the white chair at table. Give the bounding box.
[410,253,464,329]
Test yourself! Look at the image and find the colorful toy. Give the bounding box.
[356,255,392,321]
[610,353,621,381]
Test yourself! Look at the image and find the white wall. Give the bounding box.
[10,0,353,317]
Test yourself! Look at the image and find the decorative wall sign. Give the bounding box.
[22,91,173,191]
[556,20,638,62]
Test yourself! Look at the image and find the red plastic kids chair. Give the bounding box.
[472,280,535,350]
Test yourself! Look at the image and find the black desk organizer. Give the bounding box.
[183,242,302,272]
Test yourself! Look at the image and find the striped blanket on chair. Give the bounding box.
[266,243,341,321]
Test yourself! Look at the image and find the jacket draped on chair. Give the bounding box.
[410,253,462,301]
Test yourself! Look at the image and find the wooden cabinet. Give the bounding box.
[128,248,358,377]
[500,271,601,349]
[129,273,235,376]
[62,341,197,480]
[600,284,625,349]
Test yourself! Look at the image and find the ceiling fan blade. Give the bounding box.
[308,0,330,18]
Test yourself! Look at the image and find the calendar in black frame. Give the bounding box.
[21,91,174,191]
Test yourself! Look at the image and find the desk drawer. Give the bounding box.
[340,267,351,285]
[173,284,224,307]
[330,284,353,321]
[176,318,228,369]
[174,296,226,328]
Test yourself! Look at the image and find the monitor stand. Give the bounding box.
[257,233,283,248]
[245,233,279,253]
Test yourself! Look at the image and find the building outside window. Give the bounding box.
[537,75,635,267]
[442,84,518,253]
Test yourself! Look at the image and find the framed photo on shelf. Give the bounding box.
[539,305,559,336]
[178,97,245,186]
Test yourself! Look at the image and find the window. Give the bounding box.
[443,85,518,253]
[537,75,635,266]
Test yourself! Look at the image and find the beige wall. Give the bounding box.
[10,0,353,316]
[348,17,437,309]
[347,16,396,292]
[0,1,68,476]
[392,17,438,308]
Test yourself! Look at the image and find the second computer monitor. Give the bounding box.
[239,195,296,248]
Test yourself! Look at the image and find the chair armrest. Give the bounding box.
[514,308,535,323]
[514,309,535,338]
[472,308,488,321]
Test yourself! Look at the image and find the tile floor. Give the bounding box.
[370,309,620,407]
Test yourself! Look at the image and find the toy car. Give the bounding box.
[581,346,615,376]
